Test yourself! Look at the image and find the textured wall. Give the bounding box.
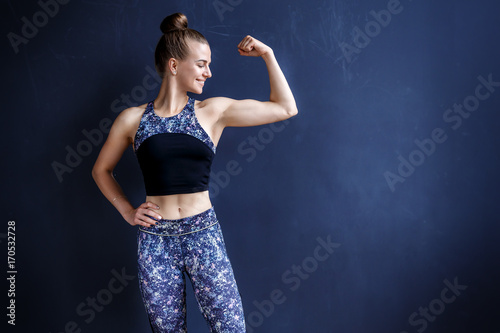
[2,0,500,332]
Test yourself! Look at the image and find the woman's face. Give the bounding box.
[176,40,212,94]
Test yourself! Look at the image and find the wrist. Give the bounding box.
[261,48,275,61]
[122,208,135,225]
[122,206,134,217]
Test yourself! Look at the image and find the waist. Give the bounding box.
[139,206,217,236]
[145,191,212,220]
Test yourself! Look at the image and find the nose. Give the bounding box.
[204,66,212,78]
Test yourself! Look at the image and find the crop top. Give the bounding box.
[133,97,216,196]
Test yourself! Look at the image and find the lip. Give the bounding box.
[196,79,205,85]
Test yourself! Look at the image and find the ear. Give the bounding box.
[168,58,178,75]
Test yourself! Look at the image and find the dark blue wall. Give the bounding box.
[3,0,500,332]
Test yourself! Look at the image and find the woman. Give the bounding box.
[92,12,297,333]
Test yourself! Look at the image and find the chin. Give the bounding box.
[187,88,203,95]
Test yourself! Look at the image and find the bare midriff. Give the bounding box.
[146,191,212,220]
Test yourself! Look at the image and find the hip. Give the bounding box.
[138,206,218,237]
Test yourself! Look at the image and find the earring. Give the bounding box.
[173,71,177,75]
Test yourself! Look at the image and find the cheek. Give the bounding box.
[181,71,196,82]
[188,68,201,78]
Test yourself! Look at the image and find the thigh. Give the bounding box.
[183,224,246,332]
[137,230,187,333]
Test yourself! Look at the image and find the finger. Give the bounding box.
[147,209,163,221]
[238,49,251,57]
[238,35,253,49]
[138,202,162,220]
[140,220,155,228]
[145,202,163,220]
[242,38,254,50]
[143,215,159,226]
[144,201,160,210]
[237,41,248,51]
[134,215,151,228]
[133,207,158,225]
[237,35,250,47]
[140,207,162,223]
[136,215,156,228]
[239,44,253,53]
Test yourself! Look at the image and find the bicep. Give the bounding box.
[217,98,291,128]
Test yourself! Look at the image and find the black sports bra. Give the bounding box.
[133,97,215,196]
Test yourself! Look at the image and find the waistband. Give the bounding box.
[138,206,217,237]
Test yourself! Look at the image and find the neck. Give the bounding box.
[153,78,189,116]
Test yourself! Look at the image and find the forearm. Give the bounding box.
[262,51,297,115]
[92,169,135,219]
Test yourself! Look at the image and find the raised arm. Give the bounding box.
[213,35,298,128]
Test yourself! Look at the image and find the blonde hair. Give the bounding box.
[154,13,208,78]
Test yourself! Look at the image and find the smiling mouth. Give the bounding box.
[196,79,205,85]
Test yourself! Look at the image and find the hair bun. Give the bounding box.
[160,13,188,34]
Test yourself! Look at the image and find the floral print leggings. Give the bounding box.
[137,207,246,332]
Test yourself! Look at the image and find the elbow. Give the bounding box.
[91,164,110,183]
[91,165,100,183]
[285,103,298,118]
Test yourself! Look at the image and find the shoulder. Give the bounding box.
[110,103,149,138]
[115,103,148,125]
